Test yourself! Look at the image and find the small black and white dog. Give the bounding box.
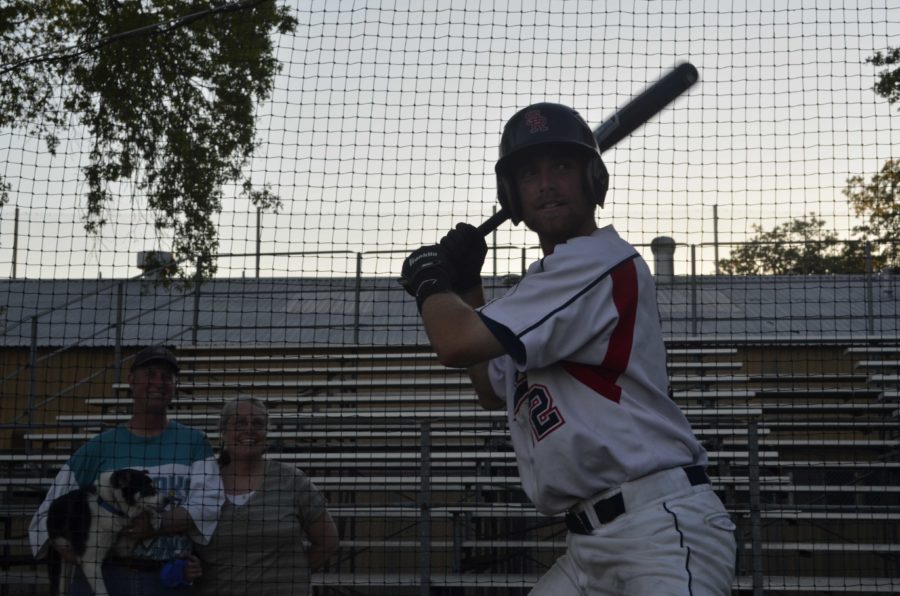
[46,469,169,596]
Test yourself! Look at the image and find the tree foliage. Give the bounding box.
[721,48,900,276]
[855,47,900,270]
[718,215,867,275]
[868,47,900,106]
[844,159,900,270]
[0,0,296,280]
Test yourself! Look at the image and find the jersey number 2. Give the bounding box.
[528,385,565,441]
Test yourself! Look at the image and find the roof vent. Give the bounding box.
[650,236,676,283]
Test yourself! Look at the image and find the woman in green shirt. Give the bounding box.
[192,396,339,595]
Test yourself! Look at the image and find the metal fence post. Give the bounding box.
[748,419,764,596]
[192,269,202,345]
[419,421,432,596]
[114,281,124,384]
[28,316,38,430]
[355,253,362,344]
[691,244,698,336]
[865,241,874,336]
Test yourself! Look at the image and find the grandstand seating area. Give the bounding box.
[0,340,898,595]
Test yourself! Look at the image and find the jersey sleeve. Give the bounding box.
[480,244,638,370]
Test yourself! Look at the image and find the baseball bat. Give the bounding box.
[477,62,699,235]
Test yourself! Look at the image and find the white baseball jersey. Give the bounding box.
[478,225,707,515]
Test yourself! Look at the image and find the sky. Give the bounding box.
[1,0,898,279]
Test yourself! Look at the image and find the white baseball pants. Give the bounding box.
[530,468,737,596]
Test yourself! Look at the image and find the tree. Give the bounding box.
[844,160,900,270]
[849,47,900,270]
[718,214,867,275]
[0,0,297,280]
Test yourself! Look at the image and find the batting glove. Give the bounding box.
[400,245,456,312]
[439,223,487,292]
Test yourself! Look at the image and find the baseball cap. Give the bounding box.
[130,346,180,373]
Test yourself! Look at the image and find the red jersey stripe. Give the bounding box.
[562,259,638,403]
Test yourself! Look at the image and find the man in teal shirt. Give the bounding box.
[30,346,223,595]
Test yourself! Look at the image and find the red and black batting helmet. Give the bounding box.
[495,102,609,224]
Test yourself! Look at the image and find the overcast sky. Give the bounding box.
[1,0,898,279]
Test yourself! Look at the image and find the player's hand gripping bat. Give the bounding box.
[477,62,699,235]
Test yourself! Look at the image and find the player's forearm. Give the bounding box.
[457,285,486,309]
[420,292,504,368]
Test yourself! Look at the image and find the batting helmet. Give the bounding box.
[495,102,609,224]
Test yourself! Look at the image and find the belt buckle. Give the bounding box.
[565,509,593,534]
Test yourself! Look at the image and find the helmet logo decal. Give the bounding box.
[523,109,549,134]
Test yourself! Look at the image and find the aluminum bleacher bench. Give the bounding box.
[868,374,900,385]
[111,374,752,393]
[845,346,900,357]
[174,360,743,374]
[855,359,900,371]
[176,346,737,360]
[0,472,791,492]
[760,402,897,414]
[177,352,439,364]
[762,420,899,430]
[753,508,900,521]
[878,390,900,402]
[731,575,899,593]
[770,459,900,470]
[750,373,870,383]
[87,387,759,410]
[665,347,738,357]
[753,388,883,400]
[744,541,900,554]
[335,538,899,554]
[310,572,542,589]
[266,446,780,468]
[738,438,899,449]
[0,570,892,592]
[53,406,764,427]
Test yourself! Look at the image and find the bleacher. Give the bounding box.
[1,341,897,595]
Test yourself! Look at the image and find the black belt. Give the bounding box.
[105,557,165,571]
[565,465,710,535]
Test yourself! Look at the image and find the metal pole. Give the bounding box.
[865,242,874,336]
[28,317,38,430]
[114,282,124,384]
[192,267,202,345]
[256,207,262,278]
[713,205,719,275]
[691,244,698,336]
[748,420,764,596]
[419,421,432,596]
[12,207,19,279]
[354,253,362,344]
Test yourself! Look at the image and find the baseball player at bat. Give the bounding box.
[401,102,737,594]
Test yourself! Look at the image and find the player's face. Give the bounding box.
[223,401,268,463]
[129,363,176,414]
[513,149,597,253]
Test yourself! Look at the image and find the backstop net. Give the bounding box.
[1,2,898,594]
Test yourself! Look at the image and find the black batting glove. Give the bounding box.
[400,245,456,312]
[439,223,487,292]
